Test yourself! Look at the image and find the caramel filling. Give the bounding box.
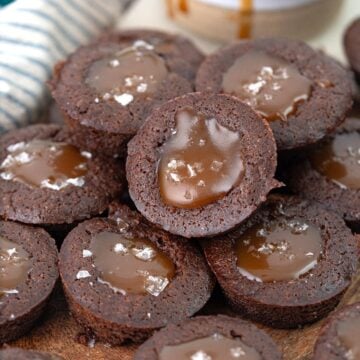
[86,40,168,106]
[310,132,360,190]
[337,315,360,359]
[0,236,32,296]
[158,108,244,208]
[236,218,322,282]
[0,140,90,190]
[222,49,312,121]
[89,231,175,296]
[159,333,261,360]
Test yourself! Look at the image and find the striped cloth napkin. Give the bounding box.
[0,0,123,133]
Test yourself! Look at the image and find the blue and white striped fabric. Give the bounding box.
[0,0,122,133]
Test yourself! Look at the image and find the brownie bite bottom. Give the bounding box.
[286,109,360,231]
[202,195,358,328]
[313,302,360,360]
[0,124,125,227]
[50,29,203,156]
[134,315,282,360]
[196,38,353,150]
[59,203,215,344]
[0,221,58,343]
[127,92,279,238]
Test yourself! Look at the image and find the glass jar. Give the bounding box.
[165,0,342,42]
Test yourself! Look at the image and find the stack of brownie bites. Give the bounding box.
[0,19,359,359]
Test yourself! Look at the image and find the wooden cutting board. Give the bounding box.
[9,268,360,360]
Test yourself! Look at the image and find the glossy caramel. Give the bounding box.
[158,108,244,208]
[337,315,360,359]
[0,140,90,190]
[0,236,31,296]
[222,49,311,121]
[159,333,261,360]
[236,218,322,282]
[90,231,175,296]
[86,40,168,106]
[310,132,360,190]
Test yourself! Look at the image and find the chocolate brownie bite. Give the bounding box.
[196,38,353,150]
[96,30,205,81]
[50,29,202,157]
[202,195,358,328]
[59,203,215,344]
[313,303,360,360]
[0,348,63,360]
[134,315,282,360]
[286,105,360,231]
[0,221,58,343]
[345,18,360,81]
[126,92,279,238]
[0,124,124,228]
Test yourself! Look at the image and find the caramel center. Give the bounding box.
[337,315,360,359]
[89,231,175,296]
[159,333,261,360]
[0,236,31,296]
[222,49,312,121]
[310,132,360,190]
[158,108,245,209]
[0,140,90,190]
[236,218,322,282]
[86,40,168,106]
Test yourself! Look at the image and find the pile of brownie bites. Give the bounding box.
[0,18,360,360]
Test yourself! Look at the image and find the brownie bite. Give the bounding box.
[344,18,360,81]
[134,315,282,360]
[196,38,353,150]
[202,195,358,328]
[50,29,203,157]
[0,124,124,228]
[313,302,360,360]
[286,105,360,231]
[0,348,63,360]
[59,203,215,344]
[126,92,279,238]
[0,221,58,343]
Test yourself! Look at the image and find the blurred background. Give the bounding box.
[119,0,359,63]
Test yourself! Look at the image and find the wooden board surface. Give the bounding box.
[8,268,360,360]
